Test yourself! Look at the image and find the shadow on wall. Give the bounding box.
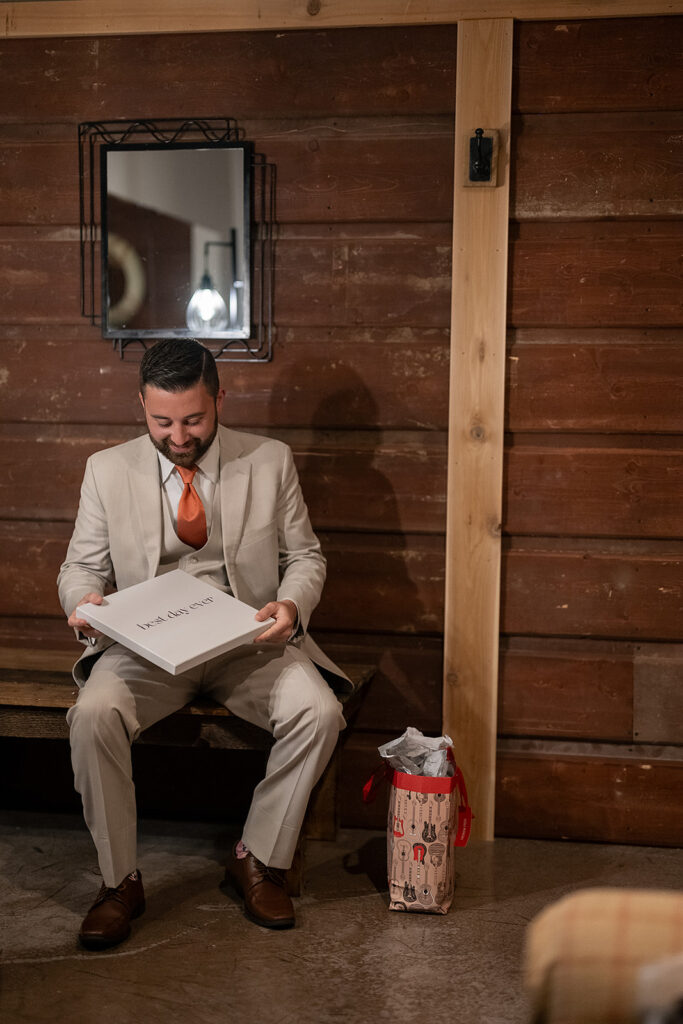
[267,360,425,636]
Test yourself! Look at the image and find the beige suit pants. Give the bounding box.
[67,642,345,887]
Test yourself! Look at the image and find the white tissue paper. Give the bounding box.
[378,726,454,777]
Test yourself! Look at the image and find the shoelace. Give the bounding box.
[251,861,286,889]
[264,867,286,889]
[91,882,133,909]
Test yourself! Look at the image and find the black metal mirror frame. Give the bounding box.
[79,118,274,362]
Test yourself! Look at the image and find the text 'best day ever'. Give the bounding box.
[137,595,215,631]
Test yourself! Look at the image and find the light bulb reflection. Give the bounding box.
[186,274,228,332]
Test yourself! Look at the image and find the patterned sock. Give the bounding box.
[235,839,249,860]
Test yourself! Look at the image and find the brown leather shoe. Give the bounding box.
[79,870,145,950]
[225,848,295,929]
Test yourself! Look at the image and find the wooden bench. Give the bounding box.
[0,646,374,893]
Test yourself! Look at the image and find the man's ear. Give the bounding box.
[138,391,145,410]
[216,388,225,416]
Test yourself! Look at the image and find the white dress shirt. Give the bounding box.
[156,434,220,531]
[155,433,300,637]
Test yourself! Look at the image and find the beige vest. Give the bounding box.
[157,478,232,594]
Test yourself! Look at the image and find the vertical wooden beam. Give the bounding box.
[443,18,513,841]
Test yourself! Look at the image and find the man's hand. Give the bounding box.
[254,600,298,643]
[68,592,104,641]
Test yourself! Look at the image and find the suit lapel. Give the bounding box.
[218,427,252,561]
[128,436,163,578]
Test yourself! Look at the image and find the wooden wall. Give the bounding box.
[0,18,681,844]
[0,26,456,825]
[497,16,683,846]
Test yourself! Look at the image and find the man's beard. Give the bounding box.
[149,414,218,468]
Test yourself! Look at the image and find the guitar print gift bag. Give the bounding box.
[385,762,471,914]
[363,739,472,915]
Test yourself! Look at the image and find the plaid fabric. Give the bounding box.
[524,888,683,1024]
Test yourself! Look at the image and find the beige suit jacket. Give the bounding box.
[58,425,351,692]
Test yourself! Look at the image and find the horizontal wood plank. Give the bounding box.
[6,110,683,226]
[0,17,677,116]
[504,437,683,538]
[0,618,83,651]
[0,638,440,732]
[498,637,634,741]
[502,539,683,640]
[0,646,77,671]
[0,240,80,323]
[3,327,681,435]
[1,631,680,745]
[0,27,459,120]
[5,3,683,41]
[0,229,454,328]
[0,522,73,619]
[5,426,682,542]
[0,424,448,534]
[504,637,680,746]
[315,532,446,635]
[0,633,441,736]
[334,634,678,744]
[495,744,683,846]
[267,231,454,328]
[4,521,682,641]
[4,223,683,330]
[515,17,683,114]
[0,678,76,707]
[0,123,455,227]
[633,644,683,744]
[512,111,683,220]
[506,329,683,434]
[508,221,683,327]
[0,18,678,144]
[318,634,443,733]
[341,732,683,843]
[0,708,70,740]
[0,521,448,634]
[0,141,77,226]
[0,326,452,430]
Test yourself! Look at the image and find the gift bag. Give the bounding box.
[364,753,471,914]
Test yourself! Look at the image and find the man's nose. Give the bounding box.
[170,424,189,446]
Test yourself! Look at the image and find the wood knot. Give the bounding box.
[470,423,485,442]
[307,0,321,14]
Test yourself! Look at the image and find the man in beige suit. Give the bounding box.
[58,338,350,949]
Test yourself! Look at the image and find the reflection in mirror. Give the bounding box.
[101,142,251,339]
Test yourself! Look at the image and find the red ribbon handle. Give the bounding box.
[362,750,473,848]
[362,762,393,804]
[452,764,473,847]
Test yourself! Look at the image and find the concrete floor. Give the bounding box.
[1,811,681,1024]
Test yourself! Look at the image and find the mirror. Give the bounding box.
[100,141,252,340]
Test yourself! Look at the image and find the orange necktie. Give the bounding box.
[176,465,207,549]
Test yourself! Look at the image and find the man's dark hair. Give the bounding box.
[139,339,220,398]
